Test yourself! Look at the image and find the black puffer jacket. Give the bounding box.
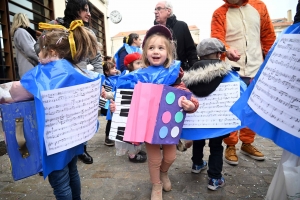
[182,59,232,97]
[155,15,198,71]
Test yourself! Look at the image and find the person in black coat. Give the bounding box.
[294,0,300,24]
[154,1,198,71]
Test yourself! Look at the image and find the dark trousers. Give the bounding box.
[192,134,229,179]
[100,108,111,137]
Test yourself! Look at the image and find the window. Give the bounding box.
[0,0,53,82]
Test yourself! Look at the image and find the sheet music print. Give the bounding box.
[41,79,101,155]
[248,34,300,137]
[109,89,133,142]
[183,82,241,128]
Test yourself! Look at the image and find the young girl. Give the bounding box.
[9,20,102,199]
[101,61,120,146]
[111,25,199,200]
[103,55,147,163]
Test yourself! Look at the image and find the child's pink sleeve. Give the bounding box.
[9,81,33,102]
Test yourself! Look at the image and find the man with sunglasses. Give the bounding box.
[154,1,198,71]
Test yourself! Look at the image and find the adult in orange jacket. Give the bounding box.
[211,0,276,165]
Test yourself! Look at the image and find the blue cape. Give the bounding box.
[116,60,181,89]
[114,43,142,71]
[181,71,247,140]
[21,59,104,178]
[230,23,300,157]
[104,74,120,120]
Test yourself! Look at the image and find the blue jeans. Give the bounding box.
[48,156,81,200]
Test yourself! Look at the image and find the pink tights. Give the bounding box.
[145,143,176,184]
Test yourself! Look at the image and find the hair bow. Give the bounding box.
[38,20,84,59]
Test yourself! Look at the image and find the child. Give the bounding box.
[9,20,102,199]
[182,38,245,190]
[101,61,120,146]
[110,25,199,200]
[123,52,143,72]
[103,54,147,163]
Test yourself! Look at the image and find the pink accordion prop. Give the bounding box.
[124,82,192,145]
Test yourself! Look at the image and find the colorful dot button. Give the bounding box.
[175,111,183,123]
[159,126,168,139]
[171,126,180,138]
[162,111,171,124]
[166,92,175,104]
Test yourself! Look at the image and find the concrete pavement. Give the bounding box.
[0,116,282,200]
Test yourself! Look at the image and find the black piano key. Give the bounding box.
[121,95,132,100]
[120,100,131,105]
[120,91,133,95]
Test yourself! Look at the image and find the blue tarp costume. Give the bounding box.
[230,23,300,157]
[21,59,104,178]
[116,60,181,89]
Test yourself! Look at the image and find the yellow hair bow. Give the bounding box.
[125,36,129,44]
[38,20,84,59]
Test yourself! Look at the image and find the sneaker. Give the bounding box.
[128,154,147,163]
[240,143,265,160]
[207,177,225,190]
[191,161,207,174]
[224,146,238,165]
[104,138,115,146]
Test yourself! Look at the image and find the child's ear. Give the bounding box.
[50,49,57,57]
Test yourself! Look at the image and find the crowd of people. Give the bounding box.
[1,0,299,199]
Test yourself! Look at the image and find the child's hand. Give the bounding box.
[109,99,116,113]
[101,86,106,98]
[181,96,195,112]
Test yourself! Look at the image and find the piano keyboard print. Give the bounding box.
[109,89,133,142]
[99,85,113,108]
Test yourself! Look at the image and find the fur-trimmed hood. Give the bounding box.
[182,60,232,97]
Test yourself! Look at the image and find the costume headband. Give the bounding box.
[38,20,84,59]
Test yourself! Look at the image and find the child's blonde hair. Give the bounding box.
[11,13,30,36]
[141,27,176,68]
[39,25,98,65]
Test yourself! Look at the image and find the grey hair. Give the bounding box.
[163,1,173,16]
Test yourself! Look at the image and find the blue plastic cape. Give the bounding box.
[20,59,104,178]
[114,43,142,71]
[104,75,120,120]
[230,23,300,157]
[181,71,247,140]
[116,60,181,89]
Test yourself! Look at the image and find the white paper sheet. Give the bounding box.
[41,79,101,155]
[183,82,241,128]
[248,34,300,137]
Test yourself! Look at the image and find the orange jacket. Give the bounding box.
[211,0,276,77]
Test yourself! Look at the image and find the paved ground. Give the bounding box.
[0,116,282,200]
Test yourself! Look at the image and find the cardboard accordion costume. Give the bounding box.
[123,82,192,145]
[0,100,42,181]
